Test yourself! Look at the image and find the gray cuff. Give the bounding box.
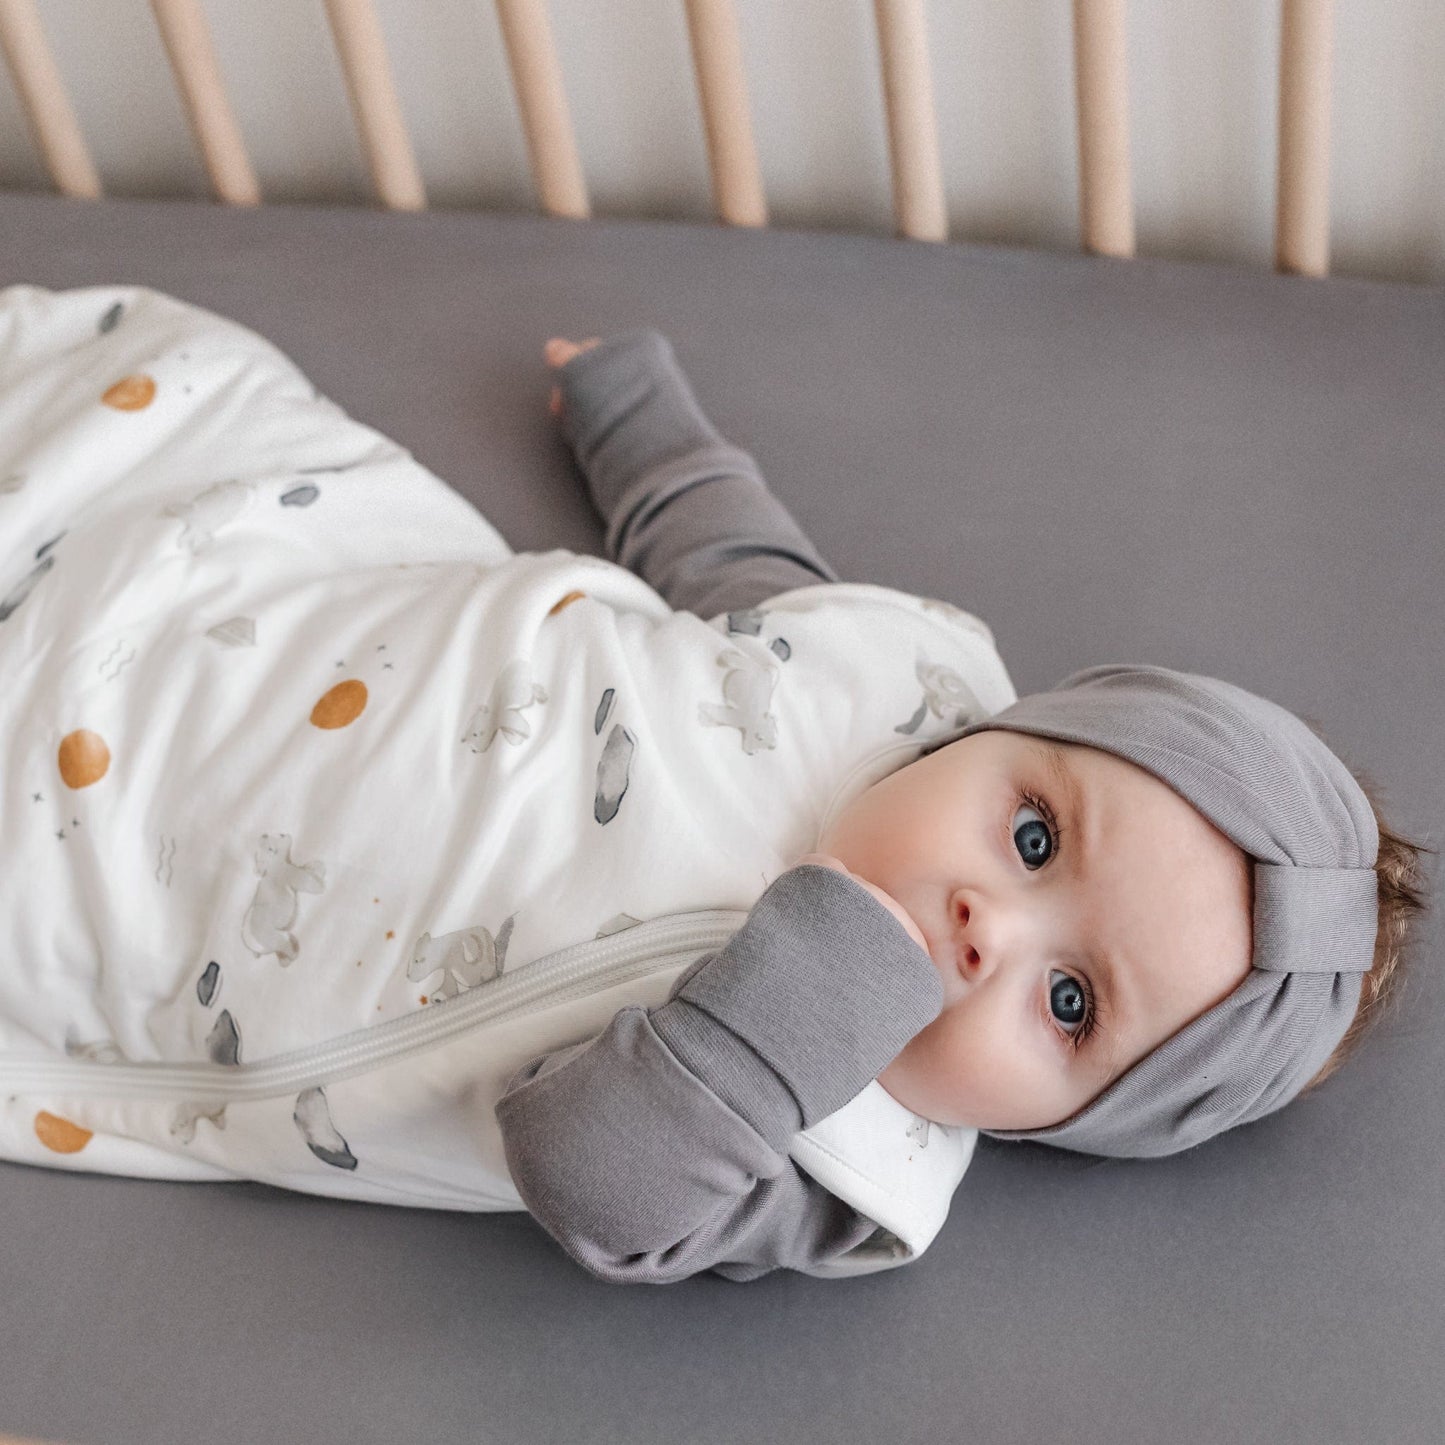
[649,865,944,1133]
[648,986,803,1143]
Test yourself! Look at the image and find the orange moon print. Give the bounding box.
[34,1111,93,1153]
[101,375,156,411]
[58,728,110,788]
[548,590,588,616]
[311,679,368,729]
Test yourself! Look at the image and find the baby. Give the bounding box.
[493,329,1434,1283]
[6,289,1424,1289]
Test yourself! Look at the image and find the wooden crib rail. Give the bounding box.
[0,0,99,201]
[684,0,766,230]
[0,0,1336,277]
[495,0,587,221]
[150,0,261,208]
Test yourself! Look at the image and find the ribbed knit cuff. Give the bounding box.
[648,865,944,1138]
[648,997,803,1145]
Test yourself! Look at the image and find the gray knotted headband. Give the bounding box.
[918,664,1379,1158]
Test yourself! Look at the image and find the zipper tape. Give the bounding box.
[0,910,747,1104]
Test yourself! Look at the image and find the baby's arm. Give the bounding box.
[493,863,943,1284]
[550,329,842,620]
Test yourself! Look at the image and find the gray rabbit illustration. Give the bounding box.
[697,645,780,754]
[461,658,549,752]
[895,655,986,736]
[408,915,516,1002]
[240,833,326,965]
[162,479,255,555]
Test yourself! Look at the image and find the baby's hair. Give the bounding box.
[1291,713,1437,1096]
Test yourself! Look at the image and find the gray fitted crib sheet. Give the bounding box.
[1,191,1441,1445]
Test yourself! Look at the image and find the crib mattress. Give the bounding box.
[1,190,1441,1445]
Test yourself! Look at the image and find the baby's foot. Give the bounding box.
[546,336,601,416]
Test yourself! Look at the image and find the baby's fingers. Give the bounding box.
[546,337,602,417]
[545,336,601,369]
[794,855,929,953]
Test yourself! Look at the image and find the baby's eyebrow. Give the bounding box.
[1031,739,1083,845]
[1036,738,1076,809]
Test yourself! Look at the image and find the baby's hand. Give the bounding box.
[793,853,929,954]
[545,336,601,417]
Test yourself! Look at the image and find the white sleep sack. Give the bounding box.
[0,285,1017,1272]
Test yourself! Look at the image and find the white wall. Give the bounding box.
[1,0,1441,286]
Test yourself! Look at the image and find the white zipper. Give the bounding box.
[0,909,748,1104]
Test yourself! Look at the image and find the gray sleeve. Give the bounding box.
[493,864,945,1285]
[555,329,842,619]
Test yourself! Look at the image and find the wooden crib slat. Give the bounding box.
[872,0,947,242]
[1276,0,1332,277]
[0,0,101,199]
[683,0,766,228]
[321,0,427,211]
[149,0,261,207]
[494,0,589,219]
[1072,0,1135,258]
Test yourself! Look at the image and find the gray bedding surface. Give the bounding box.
[1,191,1441,1445]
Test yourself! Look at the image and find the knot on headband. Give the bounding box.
[923,664,1380,1158]
[1254,863,1379,975]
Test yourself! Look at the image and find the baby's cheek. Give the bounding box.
[929,1006,1041,1129]
[883,1011,984,1127]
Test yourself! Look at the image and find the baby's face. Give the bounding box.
[814,730,1254,1131]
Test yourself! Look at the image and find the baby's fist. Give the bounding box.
[793,853,929,954]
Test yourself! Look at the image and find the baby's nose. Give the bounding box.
[952,896,999,983]
[958,941,989,981]
[953,898,980,976]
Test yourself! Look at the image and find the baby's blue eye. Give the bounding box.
[1049,970,1087,1030]
[1012,800,1054,869]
